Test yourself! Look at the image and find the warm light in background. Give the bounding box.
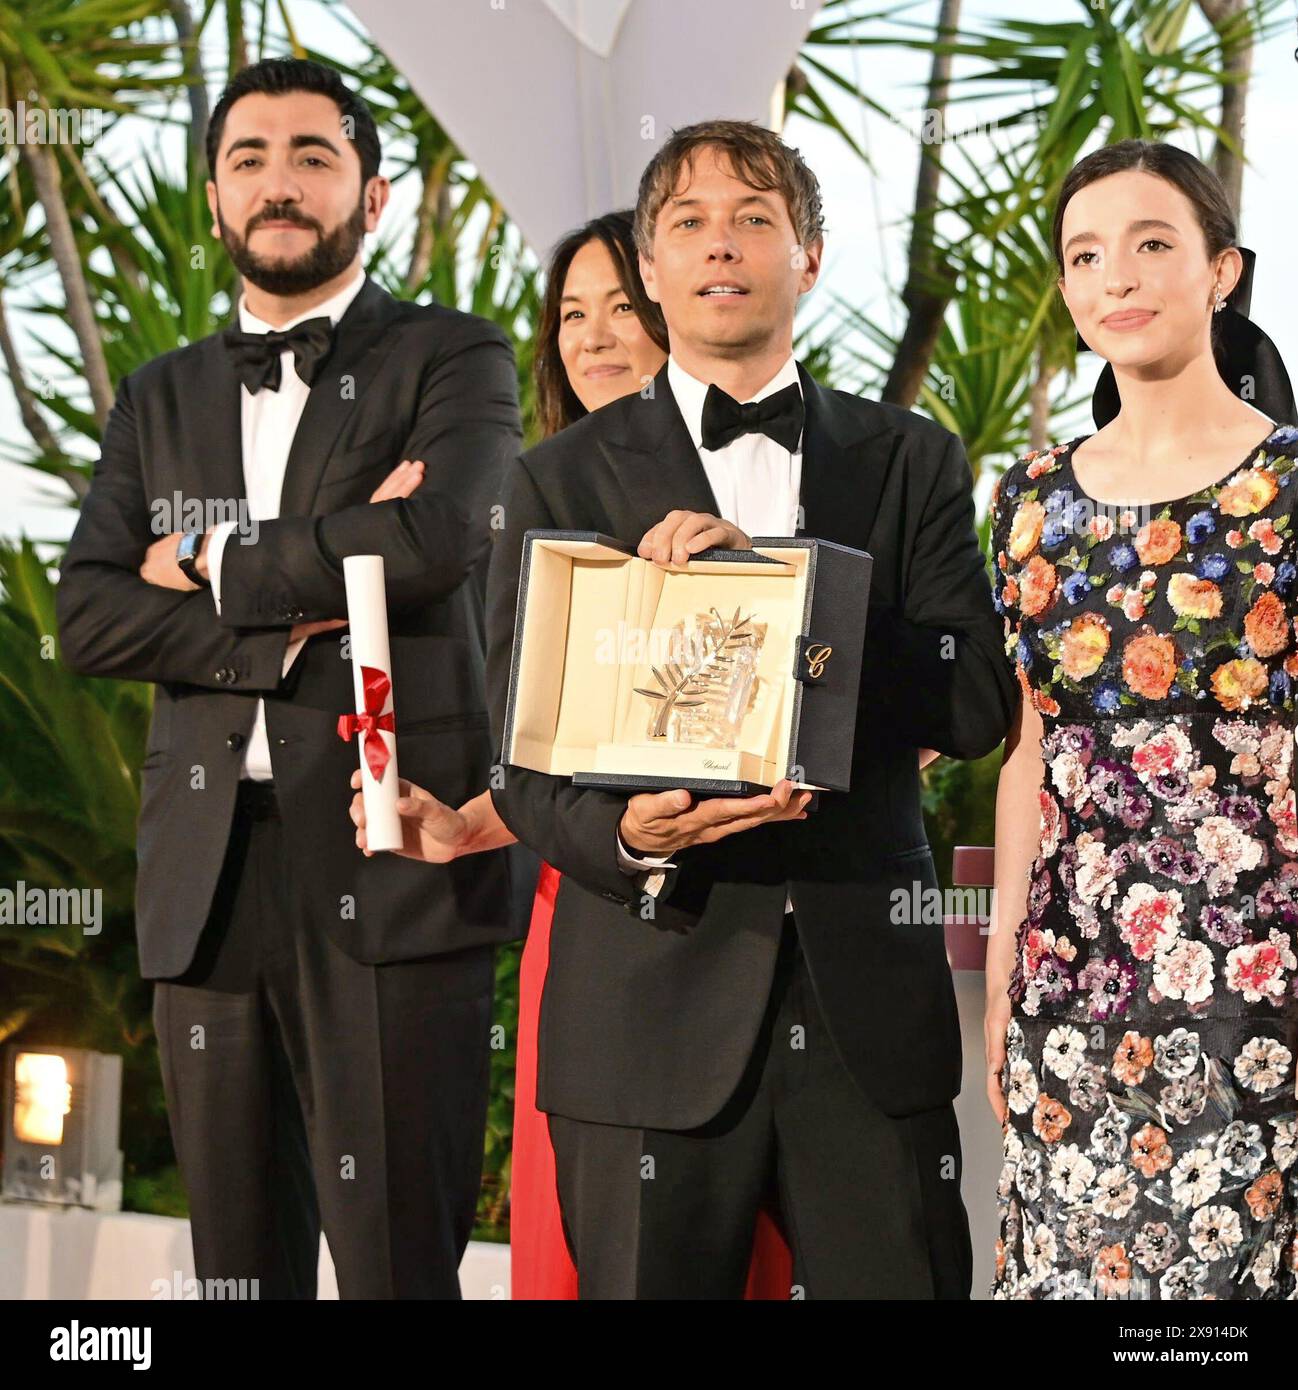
[13,1052,71,1146]
[3,1045,124,1208]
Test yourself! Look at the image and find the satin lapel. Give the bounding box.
[600,361,721,531]
[191,338,246,507]
[277,278,401,518]
[796,364,891,550]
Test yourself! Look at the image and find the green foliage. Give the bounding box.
[921,746,1004,895]
[18,147,242,490]
[0,537,174,1210]
[0,0,176,115]
[85,151,240,366]
[476,938,519,1242]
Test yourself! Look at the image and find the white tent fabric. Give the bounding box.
[350,0,824,256]
[540,0,634,58]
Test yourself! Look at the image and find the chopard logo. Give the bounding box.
[805,643,833,679]
[702,759,730,771]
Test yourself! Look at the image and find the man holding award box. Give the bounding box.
[483,121,1019,1298]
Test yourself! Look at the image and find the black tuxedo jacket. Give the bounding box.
[486,360,1016,1126]
[57,276,523,978]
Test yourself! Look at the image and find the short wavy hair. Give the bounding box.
[206,57,381,186]
[633,119,825,259]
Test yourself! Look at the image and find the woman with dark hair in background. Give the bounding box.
[532,210,667,436]
[351,210,796,1297]
[987,140,1297,1300]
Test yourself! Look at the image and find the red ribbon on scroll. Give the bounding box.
[337,664,395,781]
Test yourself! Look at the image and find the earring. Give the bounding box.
[1213,285,1225,313]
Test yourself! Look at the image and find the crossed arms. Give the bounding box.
[57,327,522,690]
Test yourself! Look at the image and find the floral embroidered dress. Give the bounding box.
[988,423,1298,1300]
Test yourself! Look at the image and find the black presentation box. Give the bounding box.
[500,531,872,797]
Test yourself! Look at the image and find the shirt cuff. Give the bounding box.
[281,635,307,678]
[205,521,238,616]
[616,827,677,901]
[615,827,677,874]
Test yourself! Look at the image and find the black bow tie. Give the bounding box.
[222,315,335,394]
[700,380,804,454]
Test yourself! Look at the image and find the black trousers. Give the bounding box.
[548,916,972,1299]
[151,780,495,1299]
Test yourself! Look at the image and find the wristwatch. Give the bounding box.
[176,530,210,588]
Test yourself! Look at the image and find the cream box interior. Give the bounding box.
[503,536,819,791]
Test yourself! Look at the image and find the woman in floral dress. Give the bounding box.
[985,140,1298,1300]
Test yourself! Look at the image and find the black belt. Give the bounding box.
[235,779,279,820]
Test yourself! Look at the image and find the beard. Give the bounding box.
[219,197,367,295]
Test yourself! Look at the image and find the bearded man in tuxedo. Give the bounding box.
[56,57,522,1298]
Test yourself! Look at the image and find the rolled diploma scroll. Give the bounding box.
[342,554,402,852]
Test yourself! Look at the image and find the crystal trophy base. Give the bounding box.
[589,741,770,783]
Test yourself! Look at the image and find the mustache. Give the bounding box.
[246,205,323,234]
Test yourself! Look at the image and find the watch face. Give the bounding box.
[176,532,206,583]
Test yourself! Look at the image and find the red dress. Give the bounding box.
[509,861,794,1299]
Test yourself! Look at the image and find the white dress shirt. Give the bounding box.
[206,265,368,781]
[668,353,803,536]
[617,353,803,908]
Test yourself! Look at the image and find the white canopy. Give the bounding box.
[350,0,824,256]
